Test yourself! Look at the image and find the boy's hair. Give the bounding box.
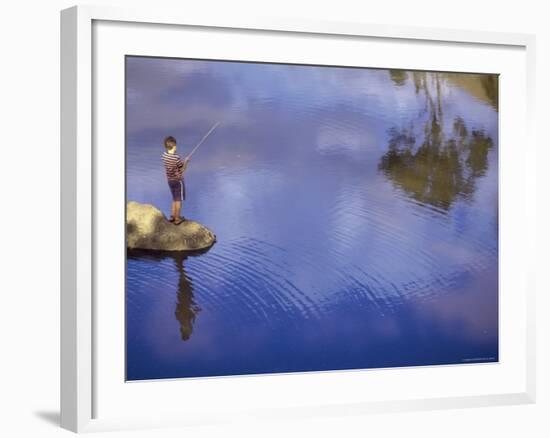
[164,136,177,149]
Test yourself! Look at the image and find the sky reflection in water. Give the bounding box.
[126,57,498,380]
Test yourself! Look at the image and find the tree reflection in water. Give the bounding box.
[380,71,497,210]
[128,249,203,341]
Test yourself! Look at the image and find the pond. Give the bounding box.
[126,57,498,381]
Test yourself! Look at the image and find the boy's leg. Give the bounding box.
[174,201,182,219]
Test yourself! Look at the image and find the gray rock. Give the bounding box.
[127,201,216,251]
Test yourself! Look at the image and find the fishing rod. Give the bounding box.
[186,122,220,160]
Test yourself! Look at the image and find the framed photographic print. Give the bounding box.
[61,5,536,433]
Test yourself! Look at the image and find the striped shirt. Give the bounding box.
[162,152,185,181]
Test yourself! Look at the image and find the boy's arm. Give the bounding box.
[176,156,189,174]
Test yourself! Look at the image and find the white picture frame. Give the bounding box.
[60,4,536,433]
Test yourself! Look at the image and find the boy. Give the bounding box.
[162,136,189,225]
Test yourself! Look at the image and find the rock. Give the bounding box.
[127,201,216,252]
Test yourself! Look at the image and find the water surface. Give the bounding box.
[126,57,498,381]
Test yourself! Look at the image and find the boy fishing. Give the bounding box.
[162,136,188,225]
[161,123,219,226]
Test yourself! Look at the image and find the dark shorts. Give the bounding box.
[168,179,186,201]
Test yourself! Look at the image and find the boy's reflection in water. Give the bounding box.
[128,249,203,342]
[173,254,201,341]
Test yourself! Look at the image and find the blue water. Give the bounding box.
[126,57,498,381]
